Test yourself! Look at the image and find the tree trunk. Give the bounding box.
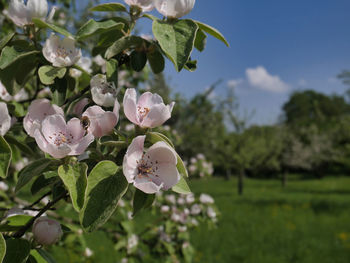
[282,172,287,187]
[225,168,231,181]
[238,169,244,195]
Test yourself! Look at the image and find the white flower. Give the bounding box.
[124,0,154,12]
[199,194,214,204]
[197,153,205,160]
[0,182,9,191]
[207,207,216,219]
[165,194,176,204]
[70,56,92,78]
[0,102,11,136]
[123,136,180,194]
[178,226,187,232]
[125,124,135,131]
[191,218,199,226]
[185,193,195,204]
[190,204,201,215]
[127,234,139,253]
[32,217,63,245]
[15,157,29,171]
[6,0,56,27]
[90,75,117,107]
[177,197,185,205]
[161,205,170,213]
[154,0,195,18]
[93,55,107,73]
[84,248,93,257]
[43,34,81,67]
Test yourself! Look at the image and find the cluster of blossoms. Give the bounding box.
[186,153,214,179]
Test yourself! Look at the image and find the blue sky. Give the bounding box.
[85,0,350,125]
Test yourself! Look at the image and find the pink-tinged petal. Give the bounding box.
[41,114,66,142]
[153,163,180,190]
[83,106,117,137]
[0,102,11,136]
[123,88,139,125]
[7,0,30,26]
[123,136,145,182]
[46,143,71,159]
[137,92,163,109]
[66,118,85,143]
[144,141,177,165]
[113,99,120,119]
[33,129,49,154]
[72,98,89,117]
[69,133,94,156]
[141,103,172,128]
[27,0,48,19]
[134,179,163,194]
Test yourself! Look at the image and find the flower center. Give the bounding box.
[55,46,71,58]
[137,155,159,180]
[137,106,150,122]
[48,131,74,146]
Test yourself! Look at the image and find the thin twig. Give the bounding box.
[23,191,52,210]
[12,191,67,238]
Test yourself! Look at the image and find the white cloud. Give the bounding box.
[245,66,289,93]
[227,79,243,88]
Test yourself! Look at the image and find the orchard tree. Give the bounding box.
[0,0,228,261]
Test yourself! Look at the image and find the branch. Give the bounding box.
[12,191,67,238]
[23,191,52,210]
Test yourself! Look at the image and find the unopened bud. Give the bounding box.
[32,217,63,245]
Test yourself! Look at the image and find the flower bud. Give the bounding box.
[32,217,63,246]
[154,0,195,18]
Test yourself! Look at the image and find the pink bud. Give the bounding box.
[33,217,63,246]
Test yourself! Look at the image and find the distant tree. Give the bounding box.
[282,90,350,128]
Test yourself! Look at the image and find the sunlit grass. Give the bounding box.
[189,176,350,263]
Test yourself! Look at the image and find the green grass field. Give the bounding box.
[189,176,350,263]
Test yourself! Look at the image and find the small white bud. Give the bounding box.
[32,217,63,245]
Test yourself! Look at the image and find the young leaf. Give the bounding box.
[16,159,58,193]
[3,239,30,263]
[80,161,128,232]
[32,18,73,38]
[36,248,57,263]
[132,189,155,216]
[38,66,66,85]
[0,32,15,50]
[76,19,124,40]
[58,163,88,212]
[0,233,5,263]
[147,48,165,74]
[152,19,198,72]
[194,28,207,52]
[4,135,34,156]
[0,136,12,179]
[172,176,191,194]
[105,36,144,60]
[90,3,127,12]
[130,50,147,72]
[0,46,39,70]
[194,21,229,47]
[31,173,59,195]
[106,59,118,87]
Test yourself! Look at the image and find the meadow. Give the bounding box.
[189,176,350,263]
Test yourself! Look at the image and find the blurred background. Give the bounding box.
[1,0,350,262]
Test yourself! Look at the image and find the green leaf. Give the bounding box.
[142,13,158,21]
[147,48,165,74]
[38,66,66,85]
[3,239,30,263]
[31,174,58,195]
[130,50,147,72]
[184,59,197,72]
[32,18,73,38]
[0,46,39,70]
[36,249,56,263]
[58,163,88,212]
[146,132,188,177]
[0,32,15,50]
[16,159,58,193]
[0,137,12,179]
[0,233,5,263]
[80,161,128,232]
[132,189,155,216]
[105,36,144,60]
[152,19,198,72]
[106,59,118,87]
[194,28,207,52]
[76,19,124,40]
[172,176,191,194]
[6,215,32,227]
[90,3,127,12]
[194,21,229,47]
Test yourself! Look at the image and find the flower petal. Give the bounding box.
[27,0,48,19]
[141,103,172,128]
[137,92,163,109]
[41,114,67,142]
[133,179,163,194]
[66,118,85,143]
[123,136,145,183]
[69,133,94,156]
[123,88,139,125]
